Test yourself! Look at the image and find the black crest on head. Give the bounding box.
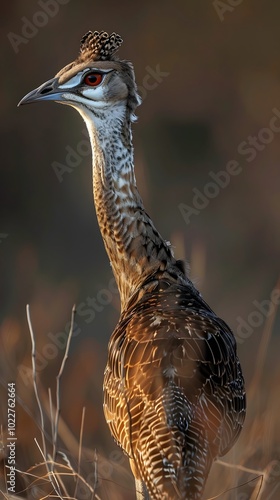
[78,31,123,62]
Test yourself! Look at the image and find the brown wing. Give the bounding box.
[104,277,246,499]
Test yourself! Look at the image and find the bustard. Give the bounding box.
[19,31,246,499]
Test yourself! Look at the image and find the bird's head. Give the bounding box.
[18,31,141,122]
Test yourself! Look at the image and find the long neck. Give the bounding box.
[81,104,177,309]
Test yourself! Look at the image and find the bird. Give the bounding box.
[19,30,246,499]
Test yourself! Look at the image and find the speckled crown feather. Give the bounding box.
[78,30,123,62]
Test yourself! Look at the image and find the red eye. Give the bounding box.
[83,72,103,87]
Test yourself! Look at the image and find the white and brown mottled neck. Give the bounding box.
[80,103,180,309]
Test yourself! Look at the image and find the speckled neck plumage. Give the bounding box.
[82,105,180,309]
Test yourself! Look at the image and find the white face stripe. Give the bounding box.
[58,68,113,90]
[59,72,83,89]
[62,91,109,108]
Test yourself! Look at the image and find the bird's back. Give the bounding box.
[104,272,246,499]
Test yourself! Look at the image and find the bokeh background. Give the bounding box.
[1,0,280,498]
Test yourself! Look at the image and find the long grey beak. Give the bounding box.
[18,77,63,106]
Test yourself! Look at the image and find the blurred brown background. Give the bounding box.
[0,0,280,498]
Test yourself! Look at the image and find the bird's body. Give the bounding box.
[105,273,244,499]
[19,31,246,499]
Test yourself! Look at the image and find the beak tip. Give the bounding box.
[18,92,35,107]
[18,77,61,108]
